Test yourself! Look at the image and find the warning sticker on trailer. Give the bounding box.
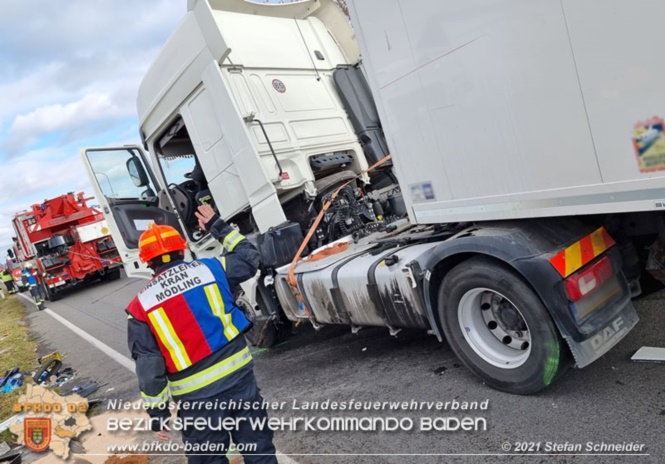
[633,116,665,172]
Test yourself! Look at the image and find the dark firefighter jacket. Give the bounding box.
[126,217,259,428]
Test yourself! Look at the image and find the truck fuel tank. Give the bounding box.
[275,239,438,330]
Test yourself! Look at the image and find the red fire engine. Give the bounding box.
[10,192,122,301]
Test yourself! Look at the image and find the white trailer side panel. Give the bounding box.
[348,0,665,223]
[562,1,665,184]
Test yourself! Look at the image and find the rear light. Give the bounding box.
[564,256,614,301]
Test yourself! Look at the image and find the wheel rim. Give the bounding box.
[458,288,531,369]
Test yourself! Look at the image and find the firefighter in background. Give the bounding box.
[1,268,16,294]
[22,263,45,308]
[126,204,277,464]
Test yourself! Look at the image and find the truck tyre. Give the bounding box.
[103,268,121,282]
[438,257,570,395]
[42,282,61,302]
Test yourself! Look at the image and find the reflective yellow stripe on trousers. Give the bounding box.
[204,283,239,340]
[148,307,192,371]
[169,347,252,396]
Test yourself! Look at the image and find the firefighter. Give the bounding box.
[22,263,45,308]
[1,268,16,294]
[126,204,277,464]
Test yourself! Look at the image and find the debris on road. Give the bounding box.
[56,368,76,387]
[67,381,99,398]
[0,375,24,395]
[33,351,63,383]
[0,442,22,464]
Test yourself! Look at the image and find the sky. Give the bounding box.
[0,1,191,254]
[0,0,305,257]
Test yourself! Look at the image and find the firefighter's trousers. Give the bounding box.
[29,284,45,302]
[178,370,277,464]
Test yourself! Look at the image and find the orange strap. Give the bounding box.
[287,155,393,317]
[305,241,351,263]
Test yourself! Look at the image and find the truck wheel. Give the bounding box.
[49,287,61,302]
[438,257,570,395]
[103,269,121,281]
[42,282,61,302]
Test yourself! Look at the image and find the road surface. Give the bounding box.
[19,271,665,463]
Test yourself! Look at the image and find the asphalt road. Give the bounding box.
[19,270,665,464]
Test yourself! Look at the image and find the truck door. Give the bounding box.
[80,146,190,279]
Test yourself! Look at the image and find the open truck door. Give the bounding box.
[80,146,190,279]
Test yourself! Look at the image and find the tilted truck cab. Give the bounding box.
[81,0,665,394]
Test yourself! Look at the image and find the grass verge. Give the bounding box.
[0,295,38,441]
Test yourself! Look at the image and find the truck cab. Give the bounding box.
[81,0,400,280]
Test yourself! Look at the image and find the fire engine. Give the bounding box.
[10,192,123,301]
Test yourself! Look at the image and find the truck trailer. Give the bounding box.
[10,193,123,301]
[80,0,665,394]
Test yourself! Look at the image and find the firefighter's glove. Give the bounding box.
[195,204,220,232]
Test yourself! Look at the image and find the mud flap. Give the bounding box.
[565,302,639,368]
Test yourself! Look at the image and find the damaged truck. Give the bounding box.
[81,0,665,393]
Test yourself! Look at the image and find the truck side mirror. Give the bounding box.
[6,249,13,259]
[126,156,150,188]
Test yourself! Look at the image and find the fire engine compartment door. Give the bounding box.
[80,145,189,279]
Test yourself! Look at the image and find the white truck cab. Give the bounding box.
[81,0,382,277]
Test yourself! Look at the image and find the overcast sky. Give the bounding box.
[0,1,194,254]
[0,0,302,257]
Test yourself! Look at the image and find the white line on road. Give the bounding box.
[16,292,135,372]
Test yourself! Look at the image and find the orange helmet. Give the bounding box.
[138,224,187,263]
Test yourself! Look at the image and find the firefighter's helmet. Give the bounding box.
[138,224,187,263]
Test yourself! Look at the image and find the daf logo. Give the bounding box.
[591,317,625,351]
[272,79,286,93]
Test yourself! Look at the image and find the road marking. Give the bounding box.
[15,292,300,464]
[16,292,135,372]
